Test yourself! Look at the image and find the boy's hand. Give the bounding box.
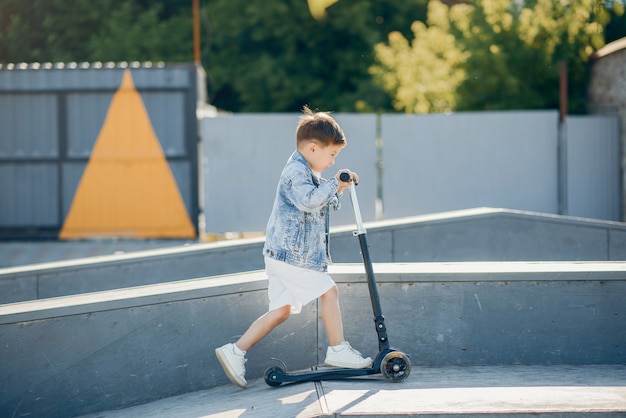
[336,170,359,194]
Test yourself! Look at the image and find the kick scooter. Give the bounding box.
[264,173,411,386]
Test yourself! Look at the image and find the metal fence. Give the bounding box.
[565,115,621,220]
[200,113,378,233]
[201,110,621,235]
[0,63,200,239]
[0,64,620,240]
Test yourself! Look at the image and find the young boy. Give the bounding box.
[215,105,372,388]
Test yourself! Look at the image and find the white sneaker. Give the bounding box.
[215,343,247,388]
[324,341,373,369]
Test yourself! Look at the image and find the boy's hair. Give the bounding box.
[296,105,346,148]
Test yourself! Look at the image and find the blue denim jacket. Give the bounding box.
[263,150,341,272]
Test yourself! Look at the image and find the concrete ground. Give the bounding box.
[78,365,626,418]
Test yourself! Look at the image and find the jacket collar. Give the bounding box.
[291,149,308,166]
[291,150,320,185]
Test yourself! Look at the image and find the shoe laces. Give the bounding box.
[237,354,247,367]
[230,346,247,368]
[342,342,365,358]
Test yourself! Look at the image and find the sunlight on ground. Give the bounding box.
[297,389,370,418]
[342,386,626,414]
[202,409,246,417]
[279,389,316,404]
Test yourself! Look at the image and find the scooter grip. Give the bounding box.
[339,172,351,182]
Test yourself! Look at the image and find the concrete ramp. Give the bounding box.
[2,207,625,304]
[1,208,625,416]
[1,262,625,417]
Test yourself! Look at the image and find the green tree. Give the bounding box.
[0,0,113,63]
[203,0,428,112]
[0,0,193,64]
[371,0,621,114]
[1,0,429,113]
[604,0,626,42]
[88,2,193,62]
[371,1,469,113]
[4,0,622,114]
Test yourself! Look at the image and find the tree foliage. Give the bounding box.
[372,0,624,114]
[0,0,193,63]
[605,0,626,41]
[89,2,193,62]
[1,0,625,114]
[371,2,469,113]
[203,0,428,112]
[0,0,428,112]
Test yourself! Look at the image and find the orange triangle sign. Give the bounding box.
[60,69,196,239]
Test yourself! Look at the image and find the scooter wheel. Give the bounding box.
[264,366,285,387]
[380,351,411,382]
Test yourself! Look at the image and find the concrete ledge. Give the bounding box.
[0,271,267,323]
[2,207,626,304]
[0,238,266,304]
[1,262,625,417]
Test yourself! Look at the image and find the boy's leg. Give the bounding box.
[320,285,373,369]
[236,304,291,351]
[319,285,344,346]
[216,305,291,388]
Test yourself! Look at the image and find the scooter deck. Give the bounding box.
[264,365,378,386]
[264,349,411,386]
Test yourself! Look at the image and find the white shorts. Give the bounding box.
[265,256,336,314]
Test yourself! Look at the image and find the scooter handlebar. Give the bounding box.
[339,171,365,234]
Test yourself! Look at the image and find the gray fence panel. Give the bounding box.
[61,162,87,218]
[66,91,188,159]
[142,91,186,157]
[0,163,59,226]
[169,161,193,215]
[566,115,621,221]
[331,113,378,226]
[381,111,560,219]
[201,114,293,233]
[66,92,112,157]
[0,94,58,158]
[201,113,377,233]
[130,65,195,89]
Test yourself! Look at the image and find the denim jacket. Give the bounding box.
[263,150,341,272]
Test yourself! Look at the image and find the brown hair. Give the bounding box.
[296,105,346,148]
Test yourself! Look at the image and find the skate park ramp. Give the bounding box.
[1,207,625,417]
[2,207,626,304]
[1,262,625,417]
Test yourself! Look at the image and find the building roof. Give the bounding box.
[0,61,167,70]
[591,36,626,60]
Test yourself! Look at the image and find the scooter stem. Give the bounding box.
[342,174,390,352]
[347,184,366,235]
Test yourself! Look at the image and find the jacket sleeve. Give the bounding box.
[283,172,340,213]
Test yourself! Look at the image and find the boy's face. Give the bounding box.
[306,142,344,174]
